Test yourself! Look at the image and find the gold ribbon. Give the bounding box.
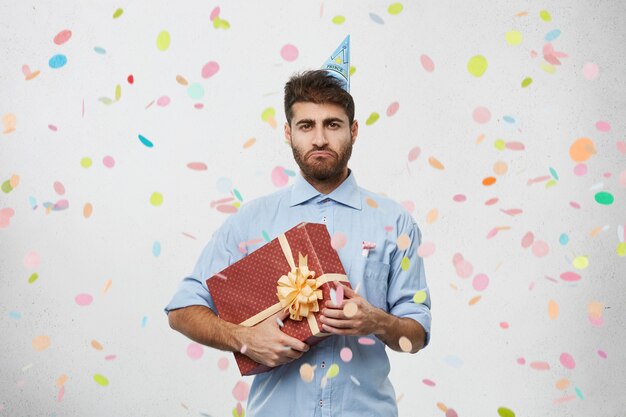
[238,233,348,336]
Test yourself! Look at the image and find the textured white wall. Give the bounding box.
[1,1,625,416]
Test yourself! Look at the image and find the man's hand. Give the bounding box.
[239,310,310,367]
[320,283,426,353]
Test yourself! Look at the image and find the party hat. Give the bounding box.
[321,35,350,91]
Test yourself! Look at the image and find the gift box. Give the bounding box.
[206,222,350,376]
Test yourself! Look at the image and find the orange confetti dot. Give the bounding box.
[101,279,112,294]
[437,402,448,412]
[366,197,378,208]
[56,374,69,387]
[548,299,559,320]
[476,133,486,144]
[493,161,508,175]
[426,208,438,224]
[175,75,189,86]
[555,378,570,390]
[10,174,20,188]
[482,176,496,186]
[243,137,256,148]
[469,295,482,305]
[83,203,93,218]
[32,335,51,352]
[530,361,550,370]
[428,156,445,170]
[569,137,596,162]
[91,340,104,350]
[587,301,603,320]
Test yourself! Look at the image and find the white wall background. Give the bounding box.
[1,1,625,416]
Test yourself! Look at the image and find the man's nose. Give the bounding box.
[311,126,329,147]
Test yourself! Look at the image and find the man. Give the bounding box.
[166,69,431,416]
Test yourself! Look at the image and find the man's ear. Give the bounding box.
[350,120,359,144]
[284,122,292,144]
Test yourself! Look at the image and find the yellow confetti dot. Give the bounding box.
[335,57,342,64]
[400,256,410,271]
[365,112,380,126]
[396,233,411,250]
[112,8,123,19]
[541,61,556,74]
[467,55,488,77]
[332,15,345,24]
[80,157,92,168]
[150,192,163,206]
[617,242,626,257]
[115,84,121,101]
[349,66,356,76]
[505,30,523,46]
[521,77,533,87]
[540,10,552,22]
[326,364,340,378]
[261,107,275,122]
[494,139,506,150]
[93,374,109,387]
[156,30,171,51]
[413,290,427,304]
[398,336,412,352]
[573,256,589,270]
[388,3,404,15]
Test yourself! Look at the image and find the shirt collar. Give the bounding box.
[290,170,362,210]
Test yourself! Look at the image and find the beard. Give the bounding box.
[291,139,353,182]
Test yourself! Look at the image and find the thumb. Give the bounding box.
[275,308,290,326]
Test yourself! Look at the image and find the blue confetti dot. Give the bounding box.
[284,169,296,177]
[94,46,107,54]
[545,29,561,41]
[262,230,271,242]
[549,167,559,180]
[49,54,67,69]
[152,241,161,257]
[138,134,154,148]
[187,82,205,100]
[503,115,516,124]
[141,316,148,328]
[233,189,243,202]
[28,196,37,210]
[9,311,22,319]
[559,233,569,245]
[575,387,584,400]
[369,13,385,24]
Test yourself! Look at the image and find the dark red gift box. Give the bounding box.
[206,222,350,376]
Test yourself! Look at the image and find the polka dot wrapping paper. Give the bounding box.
[206,222,350,376]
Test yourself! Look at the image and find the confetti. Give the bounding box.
[594,191,614,205]
[583,62,599,80]
[505,30,523,46]
[343,302,358,318]
[49,54,67,69]
[0,208,15,228]
[75,293,93,306]
[217,357,229,370]
[498,407,516,417]
[53,29,72,45]
[548,300,559,319]
[280,44,299,62]
[332,15,346,24]
[156,30,171,51]
[325,364,340,378]
[150,192,163,206]
[521,77,533,87]
[428,156,445,170]
[420,54,434,72]
[369,13,385,24]
[232,381,249,402]
[386,102,399,117]
[271,166,289,187]
[408,146,421,161]
[396,234,411,250]
[417,242,435,257]
[243,137,256,148]
[28,273,39,284]
[530,361,550,371]
[331,232,347,250]
[398,336,412,352]
[187,342,204,360]
[472,273,489,291]
[113,8,123,18]
[358,337,375,346]
[467,55,488,77]
[3,113,17,133]
[91,340,104,350]
[560,352,575,369]
[473,106,491,123]
[22,64,40,80]
[340,347,352,362]
[365,112,380,126]
[201,61,219,79]
[388,3,403,15]
[299,363,315,382]
[93,374,109,387]
[187,83,205,100]
[32,335,50,351]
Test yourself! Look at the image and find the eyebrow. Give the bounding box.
[295,117,345,126]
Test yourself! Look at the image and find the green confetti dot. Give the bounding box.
[232,202,241,208]
[233,189,243,202]
[113,8,123,19]
[326,364,340,378]
[156,30,171,51]
[545,179,557,188]
[80,157,92,168]
[115,84,121,101]
[505,30,523,46]
[594,191,614,205]
[549,167,559,180]
[401,256,410,271]
[575,387,584,400]
[467,55,488,77]
[332,15,346,25]
[262,230,271,242]
[365,112,380,126]
[187,82,205,100]
[494,139,506,150]
[261,107,275,122]
[413,290,427,304]
[213,17,230,29]
[521,77,533,87]
[498,407,515,417]
[93,374,109,387]
[150,192,164,207]
[349,66,356,76]
[616,242,626,257]
[99,97,114,105]
[388,3,404,15]
[28,273,39,284]
[1,180,13,193]
[539,10,552,22]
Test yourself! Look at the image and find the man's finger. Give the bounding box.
[338,282,357,298]
[281,334,309,352]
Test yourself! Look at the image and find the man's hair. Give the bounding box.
[284,70,355,126]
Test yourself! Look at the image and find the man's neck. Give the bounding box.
[302,169,350,195]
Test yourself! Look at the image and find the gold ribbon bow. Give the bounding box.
[276,253,323,321]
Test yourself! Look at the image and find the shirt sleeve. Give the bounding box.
[164,214,245,315]
[386,212,432,347]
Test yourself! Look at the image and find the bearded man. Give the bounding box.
[166,69,432,417]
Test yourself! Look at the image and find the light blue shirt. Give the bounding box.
[165,171,432,417]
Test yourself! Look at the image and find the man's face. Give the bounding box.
[284,102,358,183]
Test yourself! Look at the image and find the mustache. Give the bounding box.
[305,146,338,158]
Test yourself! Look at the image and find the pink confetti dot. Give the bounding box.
[453,194,466,202]
[201,61,220,79]
[0,208,15,229]
[102,156,115,168]
[104,354,117,360]
[280,44,299,62]
[156,96,171,107]
[232,380,249,402]
[407,146,421,161]
[485,197,499,206]
[617,141,626,155]
[422,378,436,386]
[618,170,626,187]
[530,361,550,371]
[560,352,576,369]
[386,102,400,117]
[455,260,473,278]
[472,273,489,291]
[48,124,58,131]
[53,181,65,196]
[531,240,549,257]
[473,106,491,124]
[445,409,458,417]
[569,201,581,209]
[331,232,347,250]
[24,251,41,269]
[595,121,611,132]
[517,357,526,365]
[417,241,435,258]
[452,253,464,266]
[582,62,599,80]
[358,337,375,345]
[53,29,72,45]
[187,162,207,171]
[217,357,229,370]
[75,293,93,306]
[340,347,353,362]
[271,166,289,187]
[210,6,220,21]
[499,322,509,329]
[573,163,587,176]
[420,54,435,72]
[187,342,203,360]
[560,271,581,282]
[401,200,415,213]
[216,204,238,214]
[194,103,204,110]
[598,350,607,359]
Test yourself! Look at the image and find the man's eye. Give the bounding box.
[328,122,339,128]
[300,124,311,130]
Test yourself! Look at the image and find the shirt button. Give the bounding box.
[322,216,327,223]
[319,400,323,407]
[321,361,326,368]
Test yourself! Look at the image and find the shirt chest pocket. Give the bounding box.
[360,259,390,311]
